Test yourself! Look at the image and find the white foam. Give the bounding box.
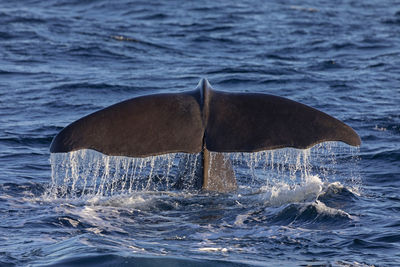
[198,247,228,253]
[64,204,127,234]
[234,214,249,226]
[259,175,323,206]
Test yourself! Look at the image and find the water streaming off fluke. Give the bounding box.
[47,142,360,202]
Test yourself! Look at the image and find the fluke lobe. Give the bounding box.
[50,78,360,191]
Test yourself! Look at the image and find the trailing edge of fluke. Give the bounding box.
[50,78,361,157]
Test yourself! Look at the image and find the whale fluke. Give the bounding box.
[205,89,361,152]
[50,78,360,191]
[50,91,205,157]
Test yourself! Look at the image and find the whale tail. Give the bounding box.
[50,79,360,191]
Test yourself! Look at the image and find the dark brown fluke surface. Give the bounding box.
[205,90,361,152]
[50,90,205,156]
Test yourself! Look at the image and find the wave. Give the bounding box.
[0,69,50,76]
[270,200,353,227]
[0,182,46,198]
[0,136,53,147]
[50,82,144,93]
[65,44,132,60]
[360,149,400,163]
[317,182,358,206]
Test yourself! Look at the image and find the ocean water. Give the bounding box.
[0,0,399,266]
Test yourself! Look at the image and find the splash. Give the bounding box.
[47,142,360,200]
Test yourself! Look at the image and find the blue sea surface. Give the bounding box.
[1,0,399,266]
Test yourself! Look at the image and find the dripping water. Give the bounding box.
[46,142,360,200]
[47,150,203,198]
